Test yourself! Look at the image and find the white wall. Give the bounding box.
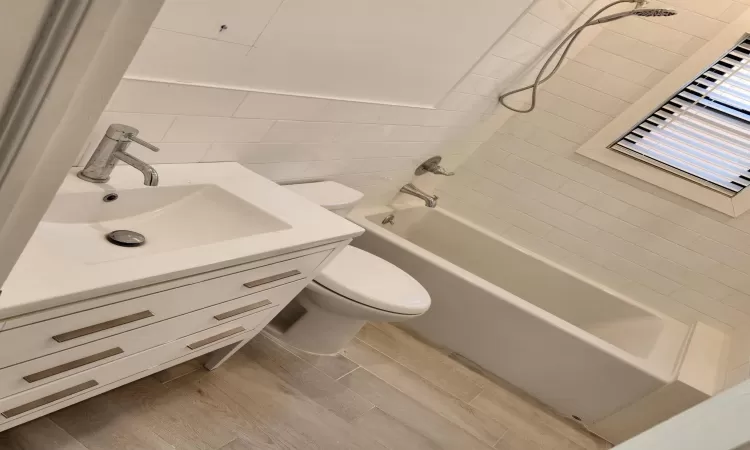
[73,0,594,205]
[437,0,750,386]
[132,0,531,107]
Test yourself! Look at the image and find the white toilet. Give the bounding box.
[270,181,431,355]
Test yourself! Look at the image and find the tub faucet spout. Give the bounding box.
[400,183,438,208]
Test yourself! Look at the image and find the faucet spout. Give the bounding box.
[115,151,159,186]
[400,183,438,208]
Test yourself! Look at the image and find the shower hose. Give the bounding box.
[498,0,646,114]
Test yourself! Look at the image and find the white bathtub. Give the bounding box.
[349,205,696,428]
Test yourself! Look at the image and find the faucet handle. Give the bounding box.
[415,156,454,176]
[125,133,159,152]
[104,124,160,152]
[430,166,455,176]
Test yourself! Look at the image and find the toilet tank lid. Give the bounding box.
[285,182,364,210]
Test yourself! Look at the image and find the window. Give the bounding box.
[611,36,750,197]
[578,16,750,217]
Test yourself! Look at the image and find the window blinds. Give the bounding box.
[611,37,750,196]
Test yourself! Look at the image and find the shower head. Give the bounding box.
[633,8,678,17]
[589,8,677,25]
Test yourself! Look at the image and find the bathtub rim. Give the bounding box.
[349,204,691,384]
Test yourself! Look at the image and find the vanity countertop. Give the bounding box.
[0,163,363,320]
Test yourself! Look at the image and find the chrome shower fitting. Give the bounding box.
[589,8,676,25]
[415,156,455,176]
[497,0,677,114]
[400,183,439,208]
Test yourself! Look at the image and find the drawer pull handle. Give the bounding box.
[188,327,245,350]
[52,311,154,343]
[243,270,301,289]
[23,348,124,383]
[214,300,272,321]
[2,380,98,418]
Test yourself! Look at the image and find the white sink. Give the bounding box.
[40,184,290,263]
[1,163,363,317]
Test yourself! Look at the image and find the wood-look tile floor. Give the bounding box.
[0,323,611,450]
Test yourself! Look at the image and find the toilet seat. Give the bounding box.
[314,246,430,315]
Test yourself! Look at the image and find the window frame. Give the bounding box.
[577,12,750,217]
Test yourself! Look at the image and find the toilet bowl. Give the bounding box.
[269,182,431,354]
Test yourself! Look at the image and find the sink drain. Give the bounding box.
[106,230,146,247]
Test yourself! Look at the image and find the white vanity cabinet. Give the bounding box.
[0,241,344,431]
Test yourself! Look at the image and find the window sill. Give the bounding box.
[577,144,739,216]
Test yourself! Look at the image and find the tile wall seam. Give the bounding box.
[444,192,734,318]
[522,108,599,135]
[452,164,737,296]
[158,116,179,142]
[575,47,670,80]
[150,27,255,49]
[438,193,739,328]
[248,0,286,48]
[588,38,677,71]
[561,59,655,90]
[543,75,633,107]
[447,176,699,298]
[492,124,750,243]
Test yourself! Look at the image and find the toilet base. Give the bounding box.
[273,282,423,355]
[279,292,366,355]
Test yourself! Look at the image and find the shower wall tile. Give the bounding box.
[572,46,668,87]
[590,30,685,72]
[556,61,649,103]
[604,17,697,55]
[440,0,750,363]
[528,0,580,29]
[724,361,749,389]
[644,2,724,39]
[162,116,275,143]
[663,0,736,18]
[490,35,544,65]
[719,2,750,21]
[508,13,564,47]
[106,80,246,117]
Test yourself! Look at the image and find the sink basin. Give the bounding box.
[40,184,291,263]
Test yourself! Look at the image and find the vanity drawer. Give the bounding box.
[0,250,328,368]
[0,313,265,424]
[0,279,304,399]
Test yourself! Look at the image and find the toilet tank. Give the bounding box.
[285,182,364,216]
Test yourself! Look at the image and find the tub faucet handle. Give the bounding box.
[415,156,454,176]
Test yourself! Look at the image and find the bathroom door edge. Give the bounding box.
[0,0,164,290]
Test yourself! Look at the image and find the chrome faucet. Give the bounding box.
[400,183,438,208]
[78,124,160,186]
[415,156,455,176]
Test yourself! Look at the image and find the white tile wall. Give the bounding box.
[131,0,535,107]
[77,0,592,206]
[438,0,750,378]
